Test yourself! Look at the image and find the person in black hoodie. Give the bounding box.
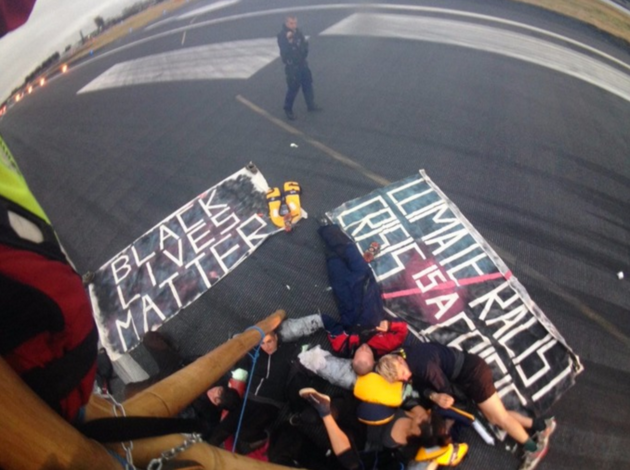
[208,331,299,453]
[277,15,320,120]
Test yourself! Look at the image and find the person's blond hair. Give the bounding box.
[376,354,400,383]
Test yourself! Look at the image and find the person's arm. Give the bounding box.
[321,414,361,469]
[425,389,455,409]
[277,31,290,63]
[365,320,408,355]
[299,30,309,59]
[417,359,455,408]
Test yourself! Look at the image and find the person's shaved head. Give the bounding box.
[352,344,375,376]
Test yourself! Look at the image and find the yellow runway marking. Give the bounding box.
[236,95,390,186]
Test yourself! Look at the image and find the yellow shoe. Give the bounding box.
[415,443,468,467]
[266,187,285,228]
[435,443,468,466]
[283,181,302,221]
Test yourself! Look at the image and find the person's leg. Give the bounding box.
[326,256,361,328]
[477,393,532,445]
[300,66,316,110]
[318,225,370,276]
[284,67,300,115]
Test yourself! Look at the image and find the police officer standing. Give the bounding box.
[277,15,321,120]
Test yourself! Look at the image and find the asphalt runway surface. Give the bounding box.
[1,0,629,468]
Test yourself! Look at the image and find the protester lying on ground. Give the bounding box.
[279,222,413,373]
[376,346,556,470]
[280,313,411,360]
[299,386,467,470]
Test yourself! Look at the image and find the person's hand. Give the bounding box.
[375,320,390,332]
[429,392,454,409]
[408,405,429,423]
[286,31,293,41]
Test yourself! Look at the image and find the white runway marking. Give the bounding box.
[321,13,630,103]
[77,38,278,94]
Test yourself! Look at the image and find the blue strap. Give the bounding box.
[232,326,266,453]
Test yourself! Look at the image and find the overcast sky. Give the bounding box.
[0,0,143,101]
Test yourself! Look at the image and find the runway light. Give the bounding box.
[62,64,68,73]
[27,86,33,94]
[40,77,46,86]
[15,94,21,102]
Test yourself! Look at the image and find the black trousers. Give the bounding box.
[284,64,315,111]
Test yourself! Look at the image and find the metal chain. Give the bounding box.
[93,388,135,469]
[147,434,203,470]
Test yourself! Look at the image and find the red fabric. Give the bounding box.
[0,244,96,421]
[328,321,409,357]
[0,0,37,36]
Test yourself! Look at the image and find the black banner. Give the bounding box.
[90,166,281,358]
[328,170,582,418]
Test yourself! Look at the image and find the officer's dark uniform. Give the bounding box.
[277,22,317,118]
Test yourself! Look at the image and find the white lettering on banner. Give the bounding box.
[336,196,396,239]
[111,254,132,284]
[211,235,240,273]
[496,316,538,358]
[141,295,166,332]
[159,273,183,308]
[163,239,184,267]
[185,253,211,288]
[449,253,488,277]
[198,189,227,219]
[514,335,556,387]
[175,201,204,233]
[131,245,155,267]
[470,281,519,321]
[497,381,529,406]
[424,227,469,255]
[412,264,447,292]
[422,311,478,340]
[412,200,461,238]
[116,284,140,309]
[215,209,240,235]
[238,214,271,249]
[386,176,433,217]
[187,223,216,254]
[115,310,141,352]
[374,221,412,255]
[426,293,461,320]
[442,245,487,276]
[145,260,157,286]
[532,364,573,402]
[479,348,527,405]
[375,242,424,282]
[488,304,530,343]
[159,225,180,251]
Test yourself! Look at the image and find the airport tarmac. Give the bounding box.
[1,1,629,468]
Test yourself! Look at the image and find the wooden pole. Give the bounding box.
[85,311,297,469]
[123,309,286,417]
[0,357,120,470]
[131,435,298,470]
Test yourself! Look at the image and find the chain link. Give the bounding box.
[93,388,136,469]
[147,434,203,470]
